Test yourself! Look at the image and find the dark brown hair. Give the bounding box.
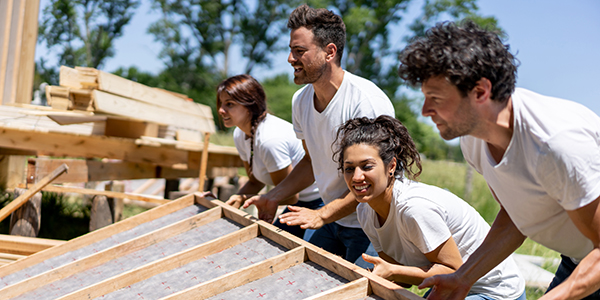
[216,74,267,174]
[287,4,346,65]
[334,115,422,180]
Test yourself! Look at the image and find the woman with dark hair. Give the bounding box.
[334,115,525,300]
[216,74,322,239]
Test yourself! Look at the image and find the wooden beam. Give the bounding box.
[0,127,190,168]
[197,133,210,191]
[0,234,65,256]
[0,195,195,277]
[57,224,260,300]
[305,277,369,300]
[92,89,213,132]
[27,158,200,183]
[163,246,306,299]
[0,163,68,222]
[0,206,224,299]
[0,0,15,103]
[18,184,170,205]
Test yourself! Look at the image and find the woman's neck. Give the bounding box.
[368,181,395,226]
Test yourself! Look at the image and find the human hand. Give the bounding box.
[278,205,324,229]
[243,194,279,223]
[225,194,246,209]
[362,253,396,281]
[418,273,471,300]
[197,191,217,199]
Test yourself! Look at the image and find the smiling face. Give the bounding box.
[421,75,480,140]
[343,143,395,204]
[288,27,328,85]
[217,91,251,130]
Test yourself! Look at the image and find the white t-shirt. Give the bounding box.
[461,88,600,260]
[292,71,395,227]
[234,114,320,202]
[357,180,525,299]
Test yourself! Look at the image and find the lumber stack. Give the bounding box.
[45,66,215,142]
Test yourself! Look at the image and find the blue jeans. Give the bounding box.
[546,255,600,299]
[424,289,526,300]
[272,198,324,239]
[307,222,375,269]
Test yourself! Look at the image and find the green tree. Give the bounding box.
[37,0,140,84]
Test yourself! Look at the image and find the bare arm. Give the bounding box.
[226,161,265,208]
[244,141,315,222]
[542,196,600,300]
[420,205,526,299]
[268,165,299,205]
[278,190,357,229]
[364,237,463,286]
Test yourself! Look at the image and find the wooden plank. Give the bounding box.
[96,70,212,119]
[0,0,14,102]
[104,118,159,139]
[0,195,195,277]
[0,127,191,168]
[0,163,68,222]
[0,206,224,299]
[305,246,363,282]
[59,65,96,89]
[197,132,211,191]
[57,224,260,300]
[28,158,200,183]
[15,0,38,105]
[3,0,25,105]
[92,89,214,132]
[304,277,369,300]
[162,246,306,299]
[0,234,65,256]
[0,154,26,189]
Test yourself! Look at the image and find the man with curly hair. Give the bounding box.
[398,20,600,300]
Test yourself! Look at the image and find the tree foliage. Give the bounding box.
[37,0,139,84]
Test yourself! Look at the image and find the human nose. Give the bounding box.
[421,98,435,117]
[218,104,226,115]
[352,168,365,182]
[288,51,296,64]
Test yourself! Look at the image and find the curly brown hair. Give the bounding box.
[398,20,518,102]
[333,115,422,181]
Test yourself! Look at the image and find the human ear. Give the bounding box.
[388,157,397,176]
[472,78,492,103]
[324,43,337,62]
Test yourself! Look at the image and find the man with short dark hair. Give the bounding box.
[398,20,600,300]
[245,4,395,267]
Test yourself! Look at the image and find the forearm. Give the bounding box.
[265,156,314,204]
[390,263,456,286]
[455,207,525,286]
[236,178,265,196]
[543,249,600,299]
[316,191,356,224]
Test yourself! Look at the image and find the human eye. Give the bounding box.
[344,166,355,173]
[362,164,374,171]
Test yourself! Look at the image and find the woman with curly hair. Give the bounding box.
[334,115,525,299]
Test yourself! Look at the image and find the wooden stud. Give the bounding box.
[0,163,68,222]
[304,277,369,300]
[0,206,224,299]
[57,224,260,300]
[89,195,113,231]
[0,234,65,256]
[197,132,211,191]
[162,246,306,299]
[0,195,194,277]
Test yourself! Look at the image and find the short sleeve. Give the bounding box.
[258,138,293,173]
[292,90,305,140]
[400,199,452,254]
[538,129,600,210]
[233,128,249,163]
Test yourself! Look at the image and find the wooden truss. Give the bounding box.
[0,194,421,299]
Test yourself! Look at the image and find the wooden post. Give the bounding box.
[197,133,211,191]
[0,163,68,222]
[105,181,124,223]
[89,195,112,231]
[9,187,41,237]
[0,155,26,190]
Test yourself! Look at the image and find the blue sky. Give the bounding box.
[37,0,600,115]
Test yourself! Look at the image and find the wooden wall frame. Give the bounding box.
[0,194,421,299]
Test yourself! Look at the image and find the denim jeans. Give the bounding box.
[307,221,375,269]
[546,255,600,299]
[272,198,324,239]
[423,289,526,300]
